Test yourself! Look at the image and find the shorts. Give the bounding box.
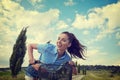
[25,65,39,78]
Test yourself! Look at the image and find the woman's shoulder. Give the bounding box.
[46,43,56,51]
[37,42,55,47]
[37,43,56,54]
[44,43,57,54]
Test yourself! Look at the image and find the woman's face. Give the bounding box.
[56,33,71,52]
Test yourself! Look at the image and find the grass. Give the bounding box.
[81,70,120,80]
[0,69,120,80]
[0,70,25,80]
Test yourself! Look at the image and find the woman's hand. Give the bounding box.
[69,61,77,75]
[31,63,40,71]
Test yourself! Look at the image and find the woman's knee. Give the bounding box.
[25,75,33,80]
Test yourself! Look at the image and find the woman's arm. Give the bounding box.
[28,43,38,64]
[28,43,41,71]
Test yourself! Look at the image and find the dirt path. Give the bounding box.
[72,75,84,80]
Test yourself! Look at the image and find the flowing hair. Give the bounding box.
[62,31,86,59]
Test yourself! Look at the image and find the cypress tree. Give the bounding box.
[77,64,80,74]
[9,27,28,78]
[75,61,77,67]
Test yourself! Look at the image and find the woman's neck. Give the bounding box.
[57,50,65,58]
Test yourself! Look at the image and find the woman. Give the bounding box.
[25,31,86,80]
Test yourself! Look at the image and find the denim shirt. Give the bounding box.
[37,43,71,65]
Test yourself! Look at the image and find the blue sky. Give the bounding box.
[0,0,120,67]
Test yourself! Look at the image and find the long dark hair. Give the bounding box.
[62,31,86,59]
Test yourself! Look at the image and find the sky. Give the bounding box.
[0,0,120,68]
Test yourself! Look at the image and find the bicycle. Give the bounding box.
[38,62,72,80]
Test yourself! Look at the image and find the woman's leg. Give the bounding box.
[25,75,38,80]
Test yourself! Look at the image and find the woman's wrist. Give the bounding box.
[29,59,35,64]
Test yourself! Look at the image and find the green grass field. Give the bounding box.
[0,70,120,80]
[0,70,25,80]
[81,70,120,80]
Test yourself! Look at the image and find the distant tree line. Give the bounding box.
[80,65,120,71]
[76,64,120,75]
[74,61,120,75]
[0,68,9,71]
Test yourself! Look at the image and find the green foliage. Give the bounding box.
[9,27,28,77]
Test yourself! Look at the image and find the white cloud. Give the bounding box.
[83,30,89,35]
[0,0,60,43]
[77,45,120,65]
[0,0,60,67]
[64,0,76,6]
[87,49,99,56]
[30,0,42,4]
[95,28,113,41]
[14,9,59,29]
[72,48,109,65]
[117,41,120,46]
[116,32,120,39]
[72,2,120,29]
[72,12,104,29]
[14,0,22,3]
[72,2,120,42]
[116,31,120,46]
[102,3,120,29]
[56,20,68,29]
[87,49,107,57]
[28,0,44,10]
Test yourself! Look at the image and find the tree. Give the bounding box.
[75,61,77,67]
[77,64,80,74]
[9,27,28,78]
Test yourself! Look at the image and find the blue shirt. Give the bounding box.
[37,43,71,65]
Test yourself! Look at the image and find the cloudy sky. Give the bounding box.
[0,0,120,68]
